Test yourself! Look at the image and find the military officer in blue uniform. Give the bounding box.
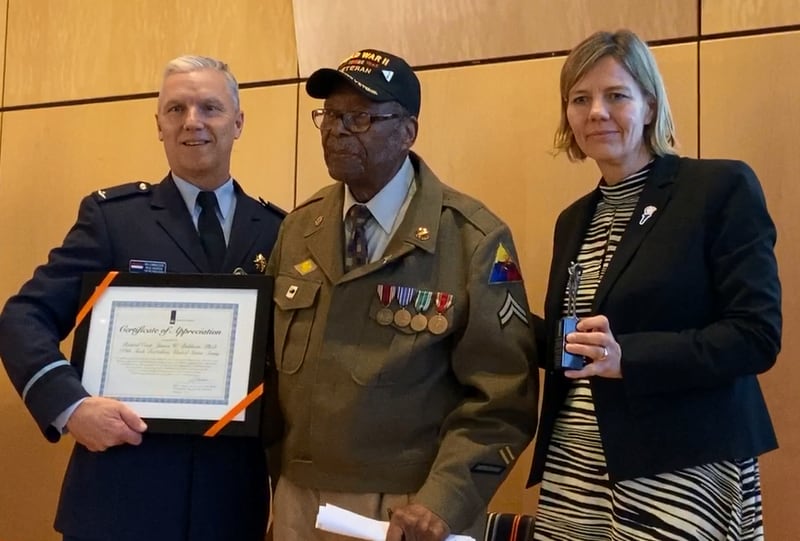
[0,55,283,541]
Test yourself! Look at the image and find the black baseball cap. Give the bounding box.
[306,49,421,116]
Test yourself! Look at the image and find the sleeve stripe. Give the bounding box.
[22,360,71,401]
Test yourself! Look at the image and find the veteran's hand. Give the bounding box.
[386,503,450,541]
[564,314,623,379]
[66,396,148,451]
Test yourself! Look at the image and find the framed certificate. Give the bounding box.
[71,272,273,437]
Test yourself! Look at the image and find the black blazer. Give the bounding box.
[0,175,283,541]
[528,155,781,485]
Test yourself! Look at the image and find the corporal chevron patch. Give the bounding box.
[498,290,528,328]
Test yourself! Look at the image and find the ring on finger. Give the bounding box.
[599,346,608,360]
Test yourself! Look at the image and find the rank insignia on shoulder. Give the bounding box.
[488,243,523,284]
[258,197,288,218]
[94,181,151,201]
[498,290,528,328]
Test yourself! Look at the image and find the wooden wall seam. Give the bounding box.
[5,23,800,115]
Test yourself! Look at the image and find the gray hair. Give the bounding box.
[161,55,240,111]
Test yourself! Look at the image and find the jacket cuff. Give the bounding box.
[413,477,482,534]
[25,363,89,442]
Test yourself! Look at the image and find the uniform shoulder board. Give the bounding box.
[258,197,288,218]
[92,181,151,202]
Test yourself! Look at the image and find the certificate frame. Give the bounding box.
[71,272,273,437]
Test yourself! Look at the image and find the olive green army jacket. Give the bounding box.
[268,153,538,532]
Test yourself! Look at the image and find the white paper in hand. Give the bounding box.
[315,503,388,540]
[314,503,476,541]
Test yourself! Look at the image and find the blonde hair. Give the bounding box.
[554,29,677,161]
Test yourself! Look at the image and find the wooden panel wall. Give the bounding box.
[293,0,697,75]
[233,86,300,212]
[0,0,6,105]
[4,0,297,106]
[699,32,800,541]
[703,0,800,34]
[1,1,798,540]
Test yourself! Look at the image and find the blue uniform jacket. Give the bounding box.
[0,174,283,541]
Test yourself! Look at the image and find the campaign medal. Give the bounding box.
[376,284,396,326]
[428,291,453,335]
[393,286,416,327]
[410,290,433,332]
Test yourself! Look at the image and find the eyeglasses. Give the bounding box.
[311,108,405,133]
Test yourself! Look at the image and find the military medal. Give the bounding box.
[376,284,396,326]
[410,290,433,332]
[393,286,416,327]
[427,291,453,335]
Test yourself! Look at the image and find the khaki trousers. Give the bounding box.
[272,476,486,540]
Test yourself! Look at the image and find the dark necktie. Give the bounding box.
[344,204,372,272]
[196,191,226,272]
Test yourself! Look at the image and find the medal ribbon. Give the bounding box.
[395,286,416,308]
[434,291,453,314]
[377,284,396,306]
[414,290,433,312]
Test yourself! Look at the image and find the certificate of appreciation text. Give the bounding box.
[80,285,259,424]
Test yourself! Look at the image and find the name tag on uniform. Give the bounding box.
[128,259,167,273]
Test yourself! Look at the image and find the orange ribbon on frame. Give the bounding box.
[73,269,261,438]
[204,383,264,437]
[75,271,119,327]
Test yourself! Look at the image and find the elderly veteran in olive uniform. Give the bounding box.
[0,56,283,541]
[268,48,538,540]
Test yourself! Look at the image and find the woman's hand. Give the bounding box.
[563,315,622,379]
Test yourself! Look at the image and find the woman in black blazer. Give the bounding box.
[528,30,781,540]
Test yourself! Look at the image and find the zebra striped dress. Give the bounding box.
[533,166,765,541]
